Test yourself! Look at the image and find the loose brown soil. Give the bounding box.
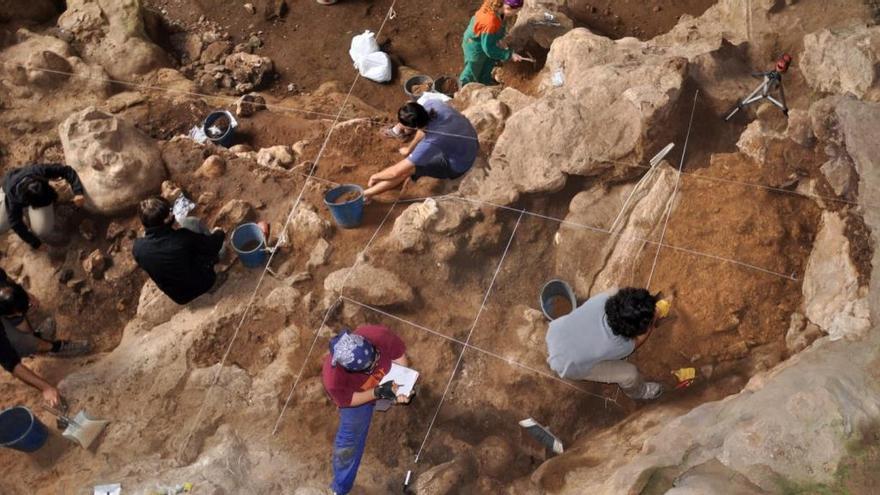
[410,82,432,97]
[546,294,573,320]
[333,189,362,204]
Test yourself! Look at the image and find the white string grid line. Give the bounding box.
[177,1,400,458]
[4,61,871,211]
[647,90,699,289]
[412,210,525,463]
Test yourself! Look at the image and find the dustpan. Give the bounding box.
[42,403,109,449]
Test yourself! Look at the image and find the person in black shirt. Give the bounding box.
[132,197,227,305]
[0,164,86,249]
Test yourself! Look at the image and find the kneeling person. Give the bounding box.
[365,101,478,200]
[546,287,665,400]
[132,197,226,305]
[322,326,410,495]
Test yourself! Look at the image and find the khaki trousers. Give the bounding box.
[582,360,649,399]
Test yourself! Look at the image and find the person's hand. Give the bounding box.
[374,381,398,400]
[42,386,61,408]
[72,195,86,208]
[396,394,411,404]
[398,147,410,156]
[28,294,40,312]
[511,53,524,63]
[368,174,380,188]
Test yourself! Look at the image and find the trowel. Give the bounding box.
[42,400,109,449]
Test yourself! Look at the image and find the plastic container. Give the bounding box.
[231,223,268,268]
[539,279,577,321]
[324,184,365,229]
[0,406,49,453]
[432,76,460,97]
[202,110,237,147]
[404,75,434,100]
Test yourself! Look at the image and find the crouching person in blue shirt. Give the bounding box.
[364,101,479,201]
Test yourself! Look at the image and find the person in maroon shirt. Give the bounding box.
[322,325,410,495]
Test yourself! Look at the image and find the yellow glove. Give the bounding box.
[655,299,671,319]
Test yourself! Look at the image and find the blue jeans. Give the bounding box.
[330,403,375,494]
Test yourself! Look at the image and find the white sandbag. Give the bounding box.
[357,51,392,83]
[349,30,380,65]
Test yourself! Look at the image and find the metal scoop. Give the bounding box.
[42,400,109,449]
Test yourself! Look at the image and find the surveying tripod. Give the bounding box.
[724,54,792,121]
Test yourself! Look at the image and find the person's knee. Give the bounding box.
[617,368,642,390]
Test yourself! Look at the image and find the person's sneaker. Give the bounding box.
[519,418,564,455]
[51,340,92,357]
[639,382,664,400]
[34,318,57,341]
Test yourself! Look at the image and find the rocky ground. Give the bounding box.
[0,0,878,494]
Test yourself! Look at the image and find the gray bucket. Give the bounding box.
[539,280,577,321]
[404,75,433,100]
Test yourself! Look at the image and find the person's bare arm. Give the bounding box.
[348,389,377,407]
[12,364,60,407]
[368,159,416,187]
[392,354,409,367]
[399,130,426,156]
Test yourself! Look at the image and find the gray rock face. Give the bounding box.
[802,211,870,341]
[414,454,476,495]
[801,25,880,101]
[59,107,167,214]
[324,264,414,307]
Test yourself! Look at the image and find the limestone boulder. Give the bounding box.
[324,264,414,307]
[801,25,880,101]
[136,279,180,326]
[58,0,171,81]
[555,164,677,296]
[462,98,510,144]
[470,29,686,205]
[388,199,440,253]
[25,50,72,89]
[59,107,167,215]
[802,211,870,341]
[820,155,856,197]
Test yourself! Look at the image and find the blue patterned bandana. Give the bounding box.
[330,330,376,372]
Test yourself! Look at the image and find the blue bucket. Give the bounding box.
[231,223,268,268]
[0,406,48,453]
[203,110,236,147]
[539,279,577,321]
[324,184,365,229]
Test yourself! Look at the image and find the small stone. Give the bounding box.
[197,155,227,178]
[214,199,255,228]
[106,221,127,241]
[244,3,256,14]
[78,219,96,241]
[235,93,267,117]
[256,145,296,170]
[307,238,333,269]
[161,180,182,202]
[83,249,111,279]
[229,144,253,154]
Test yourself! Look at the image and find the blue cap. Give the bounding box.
[329,330,376,372]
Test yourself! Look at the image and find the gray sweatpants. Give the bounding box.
[0,190,55,239]
[582,360,651,399]
[2,317,44,357]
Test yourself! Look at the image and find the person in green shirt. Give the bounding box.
[460,0,526,86]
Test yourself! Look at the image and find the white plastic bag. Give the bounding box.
[357,51,392,83]
[349,30,380,65]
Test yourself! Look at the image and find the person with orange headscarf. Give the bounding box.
[460,0,526,85]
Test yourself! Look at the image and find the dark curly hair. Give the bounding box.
[605,288,658,339]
